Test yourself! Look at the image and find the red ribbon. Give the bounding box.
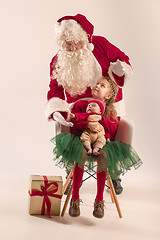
[29,175,62,217]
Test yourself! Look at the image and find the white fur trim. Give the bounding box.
[108,64,120,86]
[45,97,70,120]
[113,99,126,117]
[121,61,133,83]
[108,61,133,86]
[87,43,94,51]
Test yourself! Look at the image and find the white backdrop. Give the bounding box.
[0,0,160,184]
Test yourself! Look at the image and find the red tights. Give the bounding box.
[71,163,106,202]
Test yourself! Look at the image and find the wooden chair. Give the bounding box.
[53,116,134,218]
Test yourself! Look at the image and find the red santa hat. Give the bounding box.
[56,14,94,51]
[88,99,106,114]
[57,14,94,43]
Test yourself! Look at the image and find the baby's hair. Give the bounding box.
[102,77,118,121]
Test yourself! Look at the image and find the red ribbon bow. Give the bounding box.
[29,176,62,217]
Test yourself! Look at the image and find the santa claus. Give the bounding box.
[46,14,133,122]
[46,14,133,195]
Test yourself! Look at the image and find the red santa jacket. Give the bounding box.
[70,100,118,141]
[47,36,130,103]
[46,25,133,120]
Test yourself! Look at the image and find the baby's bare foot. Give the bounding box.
[87,149,92,155]
[85,146,92,155]
[93,148,100,156]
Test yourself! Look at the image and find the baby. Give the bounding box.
[69,99,106,155]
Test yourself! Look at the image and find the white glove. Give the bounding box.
[110,59,125,77]
[53,112,73,127]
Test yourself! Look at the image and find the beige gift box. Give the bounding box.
[28,175,63,216]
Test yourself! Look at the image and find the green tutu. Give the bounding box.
[51,132,142,180]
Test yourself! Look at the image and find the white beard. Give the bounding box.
[52,48,102,96]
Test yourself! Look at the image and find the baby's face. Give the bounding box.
[86,102,101,114]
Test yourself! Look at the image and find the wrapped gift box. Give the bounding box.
[28,175,63,216]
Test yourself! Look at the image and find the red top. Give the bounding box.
[70,100,118,141]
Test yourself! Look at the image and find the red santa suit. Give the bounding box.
[46,14,133,121]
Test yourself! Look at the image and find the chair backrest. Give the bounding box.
[115,118,134,145]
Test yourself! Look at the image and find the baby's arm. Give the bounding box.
[72,112,92,121]
[67,112,92,121]
[87,114,102,122]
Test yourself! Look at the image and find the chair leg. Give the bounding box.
[61,181,73,217]
[62,169,74,195]
[108,178,122,218]
[61,164,76,217]
[107,179,115,203]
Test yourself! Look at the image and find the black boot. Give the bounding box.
[112,178,123,195]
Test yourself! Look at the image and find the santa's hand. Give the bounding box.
[88,122,103,132]
[110,59,125,77]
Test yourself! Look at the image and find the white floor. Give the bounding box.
[1,178,160,240]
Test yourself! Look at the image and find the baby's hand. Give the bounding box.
[66,112,75,121]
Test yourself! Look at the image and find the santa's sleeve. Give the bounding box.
[45,55,70,120]
[103,37,133,86]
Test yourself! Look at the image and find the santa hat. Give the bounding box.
[56,14,94,51]
[88,99,106,114]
